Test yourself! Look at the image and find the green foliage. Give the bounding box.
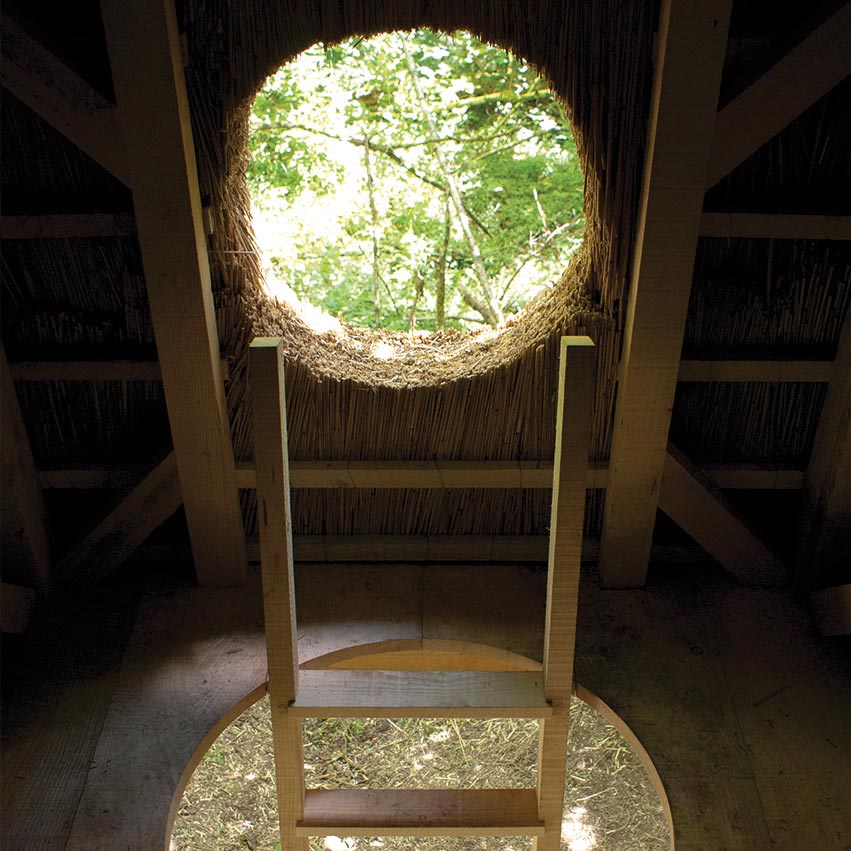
[247,29,584,331]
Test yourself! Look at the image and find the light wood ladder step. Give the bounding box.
[297,788,545,836]
[289,670,551,718]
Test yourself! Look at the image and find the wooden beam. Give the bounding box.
[249,338,306,851]
[808,585,851,637]
[538,338,595,851]
[289,670,550,718]
[39,467,155,490]
[797,301,851,587]
[699,212,851,241]
[0,213,135,239]
[298,789,543,837]
[0,15,129,183]
[659,446,785,586]
[0,581,36,633]
[240,460,601,490]
[7,356,829,387]
[11,360,162,382]
[101,0,246,586]
[280,536,708,564]
[706,4,851,187]
[12,356,830,387]
[8,356,831,387]
[703,463,804,491]
[38,460,805,491]
[10,358,227,383]
[1,348,51,593]
[599,0,732,587]
[678,359,834,383]
[57,453,182,583]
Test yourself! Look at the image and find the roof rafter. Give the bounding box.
[599,0,733,587]
[0,15,129,183]
[699,212,851,241]
[57,453,182,583]
[0,213,135,239]
[677,359,834,383]
[10,357,229,382]
[659,445,785,586]
[706,3,851,188]
[100,0,247,586]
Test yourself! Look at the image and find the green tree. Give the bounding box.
[248,29,584,331]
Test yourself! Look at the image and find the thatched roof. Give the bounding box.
[1,0,849,584]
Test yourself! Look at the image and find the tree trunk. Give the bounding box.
[402,41,504,328]
[363,136,381,326]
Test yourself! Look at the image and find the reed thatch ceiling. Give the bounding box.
[1,0,849,604]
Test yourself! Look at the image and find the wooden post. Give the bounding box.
[536,337,595,851]
[0,581,37,634]
[0,348,50,594]
[100,0,246,586]
[250,338,306,851]
[599,0,732,587]
[797,303,851,588]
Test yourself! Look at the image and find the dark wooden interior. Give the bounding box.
[2,0,850,848]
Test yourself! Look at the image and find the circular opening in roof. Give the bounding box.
[248,29,584,337]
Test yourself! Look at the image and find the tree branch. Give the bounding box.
[363,136,381,325]
[269,122,491,236]
[402,40,504,327]
[456,279,501,327]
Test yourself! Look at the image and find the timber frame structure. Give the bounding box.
[2,0,850,849]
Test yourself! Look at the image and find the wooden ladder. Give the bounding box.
[250,335,596,850]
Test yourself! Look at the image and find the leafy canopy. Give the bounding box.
[248,29,584,332]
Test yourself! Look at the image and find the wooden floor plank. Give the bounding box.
[0,581,144,851]
[297,788,544,836]
[63,576,266,851]
[5,564,850,850]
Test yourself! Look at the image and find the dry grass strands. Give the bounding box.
[180,0,654,474]
[172,695,669,851]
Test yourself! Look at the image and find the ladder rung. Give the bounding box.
[289,670,551,718]
[297,788,545,836]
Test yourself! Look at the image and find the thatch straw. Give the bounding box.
[671,382,828,465]
[180,0,655,513]
[0,94,130,213]
[687,239,851,356]
[2,0,849,545]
